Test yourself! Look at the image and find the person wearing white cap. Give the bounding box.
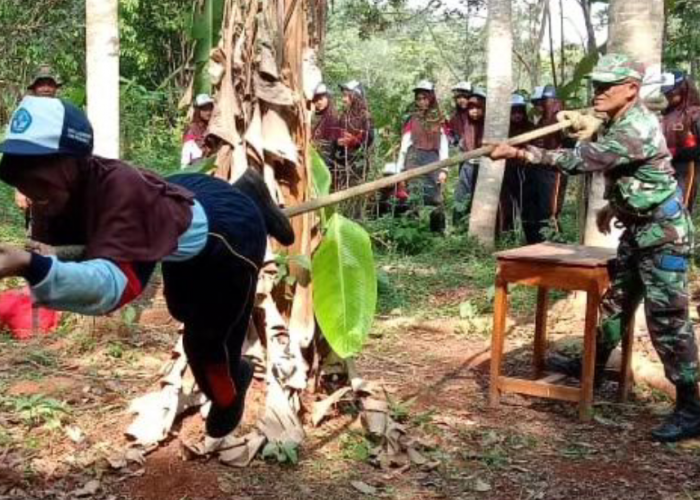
[337,80,373,191]
[311,83,342,183]
[449,83,485,224]
[181,93,215,167]
[396,81,449,232]
[498,94,534,235]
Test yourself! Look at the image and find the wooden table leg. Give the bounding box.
[489,275,508,407]
[534,287,549,378]
[580,289,600,421]
[618,311,635,402]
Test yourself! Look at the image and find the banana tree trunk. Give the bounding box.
[468,0,513,248]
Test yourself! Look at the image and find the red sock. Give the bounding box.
[204,363,237,407]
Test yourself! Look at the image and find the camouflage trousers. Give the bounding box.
[598,231,699,386]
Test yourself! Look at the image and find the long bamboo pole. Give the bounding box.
[283,119,572,218]
[50,119,572,258]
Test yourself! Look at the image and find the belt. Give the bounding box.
[614,189,683,225]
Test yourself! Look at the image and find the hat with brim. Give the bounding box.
[587,53,644,84]
[0,96,93,157]
[339,80,362,94]
[452,81,472,94]
[469,87,487,100]
[531,85,557,102]
[511,94,527,107]
[194,93,214,108]
[28,65,62,89]
[661,70,686,94]
[413,80,434,93]
[313,83,329,97]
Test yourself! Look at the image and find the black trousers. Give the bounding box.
[162,236,258,408]
[163,173,266,409]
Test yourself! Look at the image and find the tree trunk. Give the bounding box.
[583,0,664,247]
[86,0,120,159]
[468,0,512,248]
[579,0,598,55]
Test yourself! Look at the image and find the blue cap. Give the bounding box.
[511,94,527,107]
[531,84,557,102]
[661,70,686,94]
[0,96,93,157]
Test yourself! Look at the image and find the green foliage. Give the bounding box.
[262,440,299,465]
[120,80,184,174]
[3,395,70,429]
[191,0,225,95]
[364,214,435,255]
[313,214,378,359]
[664,0,700,73]
[311,147,332,198]
[120,0,193,89]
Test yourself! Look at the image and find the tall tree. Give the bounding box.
[582,0,664,246]
[468,0,512,248]
[86,0,120,158]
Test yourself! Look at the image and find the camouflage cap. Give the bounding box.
[588,53,644,84]
[28,65,61,88]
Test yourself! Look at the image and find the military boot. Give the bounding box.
[233,168,295,246]
[651,383,700,442]
[546,346,614,387]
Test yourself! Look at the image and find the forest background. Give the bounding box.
[0,0,698,242]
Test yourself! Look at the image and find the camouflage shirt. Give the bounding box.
[527,102,678,216]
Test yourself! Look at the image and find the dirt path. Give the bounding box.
[1,297,700,499]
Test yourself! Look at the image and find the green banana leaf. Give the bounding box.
[191,0,225,96]
[310,147,332,198]
[312,213,377,359]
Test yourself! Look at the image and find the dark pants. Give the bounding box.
[453,160,479,224]
[521,167,567,244]
[164,174,266,410]
[406,148,445,232]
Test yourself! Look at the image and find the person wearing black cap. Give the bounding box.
[520,84,570,243]
[0,96,295,443]
[397,81,449,232]
[661,71,700,211]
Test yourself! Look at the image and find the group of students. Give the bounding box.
[307,70,700,245]
[310,80,374,191]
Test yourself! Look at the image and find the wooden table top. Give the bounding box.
[493,243,616,268]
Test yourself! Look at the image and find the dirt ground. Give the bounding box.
[1,286,700,500]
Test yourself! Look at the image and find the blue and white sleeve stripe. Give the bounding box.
[30,256,128,316]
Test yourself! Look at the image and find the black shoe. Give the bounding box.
[651,383,700,442]
[233,168,295,246]
[205,358,255,438]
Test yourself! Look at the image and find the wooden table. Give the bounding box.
[489,242,634,420]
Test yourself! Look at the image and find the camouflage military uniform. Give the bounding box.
[527,101,699,386]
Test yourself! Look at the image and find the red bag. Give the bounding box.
[0,288,61,340]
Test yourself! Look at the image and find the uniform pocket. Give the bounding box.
[654,253,689,272]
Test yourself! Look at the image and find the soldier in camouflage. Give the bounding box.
[491,53,700,442]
